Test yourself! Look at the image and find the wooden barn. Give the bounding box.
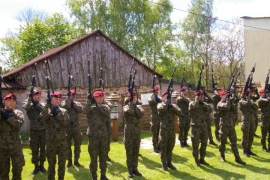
[3,30,163,134]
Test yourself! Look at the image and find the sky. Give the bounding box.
[1,0,270,38]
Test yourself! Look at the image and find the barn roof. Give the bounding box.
[3,30,162,80]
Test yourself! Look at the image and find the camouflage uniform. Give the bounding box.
[239,97,258,154]
[258,96,270,150]
[189,96,211,165]
[230,95,240,126]
[123,101,144,173]
[158,101,181,167]
[23,97,46,167]
[148,94,162,150]
[61,98,83,164]
[83,99,110,179]
[104,100,113,160]
[0,108,25,180]
[41,105,69,180]
[212,91,221,141]
[251,91,260,135]
[176,94,190,146]
[203,93,215,144]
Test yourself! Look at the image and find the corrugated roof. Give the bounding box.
[3,29,162,79]
[1,81,26,90]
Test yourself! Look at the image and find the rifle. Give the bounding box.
[167,65,177,102]
[243,63,256,97]
[264,69,270,97]
[128,58,135,95]
[98,68,103,90]
[152,74,157,93]
[129,69,137,102]
[226,68,239,99]
[29,63,37,102]
[232,63,242,94]
[196,64,205,93]
[45,60,52,104]
[211,67,217,91]
[87,60,95,103]
[67,64,72,98]
[180,66,186,90]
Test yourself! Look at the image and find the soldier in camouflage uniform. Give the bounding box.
[250,88,260,137]
[23,90,46,174]
[123,90,144,178]
[239,89,258,157]
[83,90,110,180]
[258,89,270,152]
[176,86,191,147]
[158,90,181,171]
[41,92,69,180]
[61,90,83,167]
[229,88,240,126]
[217,91,246,164]
[189,90,211,166]
[212,88,222,142]
[104,99,113,161]
[148,85,162,153]
[0,94,25,180]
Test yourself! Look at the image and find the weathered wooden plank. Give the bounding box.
[59,51,69,88]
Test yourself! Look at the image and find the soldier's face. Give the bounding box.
[33,94,41,102]
[132,96,137,103]
[260,92,265,97]
[4,99,16,110]
[217,90,221,95]
[221,94,226,101]
[52,97,61,106]
[70,95,75,100]
[95,96,104,104]
[154,91,159,95]
[162,94,167,101]
[199,94,204,101]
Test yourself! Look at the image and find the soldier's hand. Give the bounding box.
[0,109,9,121]
[52,110,58,117]
[168,102,173,108]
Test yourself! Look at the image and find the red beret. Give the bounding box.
[3,93,16,100]
[154,85,159,91]
[162,90,168,97]
[70,90,75,95]
[194,90,204,96]
[217,88,222,91]
[259,89,265,93]
[93,90,104,97]
[179,87,187,92]
[242,89,250,94]
[52,92,62,98]
[219,90,227,96]
[34,90,41,95]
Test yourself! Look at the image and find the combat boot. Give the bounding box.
[184,142,190,147]
[220,153,226,162]
[154,148,160,153]
[67,160,72,167]
[209,140,217,146]
[195,160,200,167]
[100,175,109,180]
[199,159,209,166]
[180,143,185,148]
[128,169,133,178]
[32,164,39,174]
[247,149,257,156]
[262,144,270,152]
[167,161,176,170]
[92,171,97,180]
[235,156,246,165]
[39,162,47,173]
[106,155,112,161]
[133,168,142,176]
[74,160,82,167]
[162,164,168,171]
[243,150,250,157]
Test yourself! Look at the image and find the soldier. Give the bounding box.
[229,88,240,126]
[258,89,270,152]
[104,99,113,161]
[158,90,181,171]
[148,85,162,153]
[123,90,144,178]
[83,90,110,180]
[0,93,25,180]
[212,88,222,142]
[41,92,69,180]
[189,90,211,166]
[176,86,191,147]
[23,90,46,174]
[217,90,246,165]
[239,89,257,157]
[250,88,260,137]
[61,90,83,167]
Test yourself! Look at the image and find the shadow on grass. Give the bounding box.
[139,155,163,172]
[201,165,246,179]
[168,170,204,180]
[107,159,128,179]
[67,164,90,180]
[173,153,188,164]
[33,171,47,180]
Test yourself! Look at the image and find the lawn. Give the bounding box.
[17,125,270,180]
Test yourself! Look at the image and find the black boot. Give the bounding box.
[92,172,97,180]
[235,156,246,165]
[39,162,47,173]
[162,164,168,171]
[220,153,226,162]
[180,142,185,148]
[32,164,40,174]
[247,149,257,156]
[167,162,176,170]
[262,146,270,152]
[209,140,217,146]
[184,142,190,147]
[128,169,133,178]
[133,168,142,176]
[101,175,109,180]
[199,159,209,166]
[106,156,112,161]
[67,161,73,167]
[243,150,250,157]
[195,160,200,167]
[74,160,82,167]
[154,148,160,153]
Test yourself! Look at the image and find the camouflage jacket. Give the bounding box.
[189,96,212,127]
[23,97,45,130]
[176,93,190,118]
[123,101,144,135]
[239,97,258,121]
[83,99,111,137]
[217,98,234,127]
[258,97,270,116]
[211,91,221,112]
[0,108,24,149]
[41,104,69,140]
[158,101,181,130]
[230,94,240,115]
[104,100,113,135]
[148,94,162,125]
[61,98,83,127]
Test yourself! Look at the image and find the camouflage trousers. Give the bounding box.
[219,125,239,157]
[191,125,208,161]
[105,134,111,158]
[254,112,259,134]
[66,126,82,162]
[0,139,25,180]
[46,135,67,180]
[124,133,141,171]
[206,117,214,142]
[30,129,46,165]
[213,112,220,141]
[178,116,190,144]
[261,115,270,148]
[150,123,160,149]
[241,118,256,151]
[88,136,107,176]
[159,128,175,164]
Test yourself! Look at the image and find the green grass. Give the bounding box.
[15,125,270,179]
